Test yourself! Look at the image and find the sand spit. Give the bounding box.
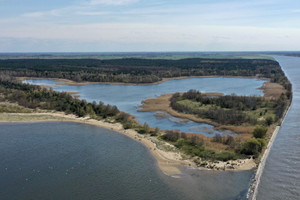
[0,111,256,175]
[247,126,280,200]
[0,112,191,175]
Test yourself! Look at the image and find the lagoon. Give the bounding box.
[24,77,265,137]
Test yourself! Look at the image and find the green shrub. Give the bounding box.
[175,138,188,148]
[253,125,268,138]
[241,138,266,155]
[122,122,133,129]
[265,116,273,126]
[135,127,147,134]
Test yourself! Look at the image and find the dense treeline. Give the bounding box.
[0,73,159,137]
[170,90,289,125]
[0,57,292,161]
[162,88,291,159]
[0,76,133,125]
[0,58,287,84]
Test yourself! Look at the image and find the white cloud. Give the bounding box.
[1,23,300,46]
[88,0,139,6]
[76,11,111,16]
[1,0,300,51]
[22,12,45,18]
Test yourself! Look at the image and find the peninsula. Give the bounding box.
[0,56,292,174]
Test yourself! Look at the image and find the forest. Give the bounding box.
[0,74,135,126]
[0,73,155,136]
[0,57,292,162]
[170,90,289,125]
[159,87,291,162]
[0,58,290,87]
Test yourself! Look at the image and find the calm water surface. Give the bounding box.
[24,77,265,137]
[256,56,300,199]
[0,122,253,200]
[18,57,300,199]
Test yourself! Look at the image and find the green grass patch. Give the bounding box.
[0,104,33,113]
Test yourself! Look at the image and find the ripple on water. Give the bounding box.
[0,122,253,200]
[257,55,300,199]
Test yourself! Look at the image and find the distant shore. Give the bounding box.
[18,75,267,86]
[19,75,285,100]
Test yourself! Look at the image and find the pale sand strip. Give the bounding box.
[0,112,256,175]
[0,112,192,175]
[248,103,291,199]
[248,126,280,200]
[18,75,264,87]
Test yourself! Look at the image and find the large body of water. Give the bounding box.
[256,56,300,199]
[6,56,299,199]
[0,122,253,200]
[24,77,265,137]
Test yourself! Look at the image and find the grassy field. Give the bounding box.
[0,104,68,122]
[176,98,277,126]
[0,113,68,122]
[0,104,33,113]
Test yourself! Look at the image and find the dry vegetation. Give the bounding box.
[139,80,290,163]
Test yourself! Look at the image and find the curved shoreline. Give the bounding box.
[15,76,273,174]
[0,112,192,175]
[0,111,256,175]
[139,93,254,135]
[18,75,266,86]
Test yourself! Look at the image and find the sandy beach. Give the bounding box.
[0,110,257,175]
[12,76,272,174]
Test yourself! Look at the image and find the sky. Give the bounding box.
[0,0,300,52]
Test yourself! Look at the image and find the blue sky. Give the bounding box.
[0,0,300,52]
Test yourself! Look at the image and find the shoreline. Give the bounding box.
[247,102,292,200]
[18,75,267,87]
[15,76,270,174]
[139,93,255,135]
[0,112,192,175]
[0,111,256,175]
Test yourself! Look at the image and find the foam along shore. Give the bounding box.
[0,111,256,175]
